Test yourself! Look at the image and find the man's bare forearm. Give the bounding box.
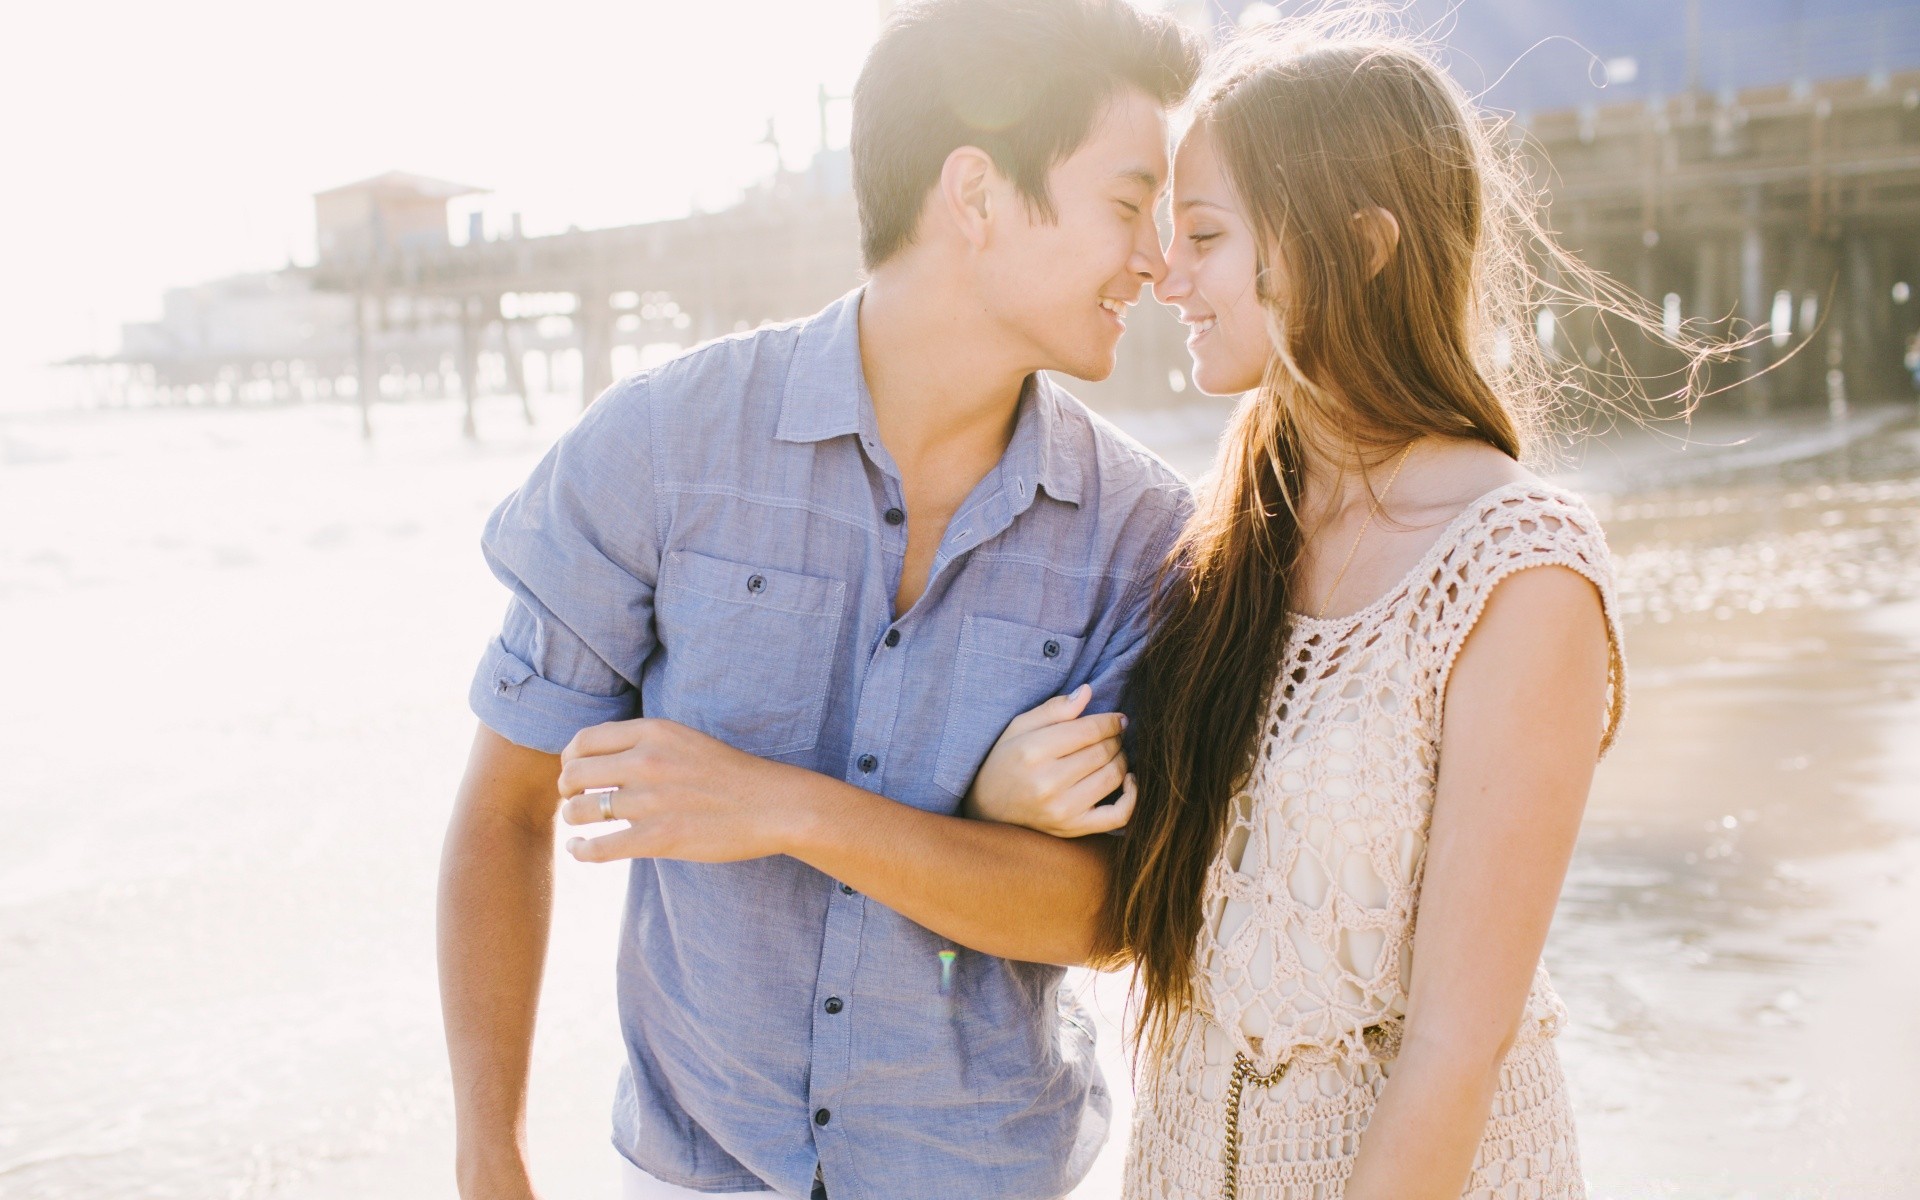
[437,729,562,1194]
[552,720,1115,964]
[777,767,1114,965]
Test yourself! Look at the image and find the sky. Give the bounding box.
[0,0,891,391]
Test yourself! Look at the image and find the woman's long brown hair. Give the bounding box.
[1095,10,1736,1060]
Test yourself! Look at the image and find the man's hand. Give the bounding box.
[555,718,802,862]
[965,684,1136,838]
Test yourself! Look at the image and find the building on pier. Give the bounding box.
[315,172,487,268]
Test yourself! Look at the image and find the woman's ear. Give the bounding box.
[1351,206,1401,279]
[939,145,998,250]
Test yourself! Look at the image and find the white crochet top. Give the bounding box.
[1125,481,1624,1200]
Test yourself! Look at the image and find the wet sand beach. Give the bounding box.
[1551,420,1920,1198]
[1,396,1915,1198]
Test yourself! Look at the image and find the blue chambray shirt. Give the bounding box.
[469,289,1191,1199]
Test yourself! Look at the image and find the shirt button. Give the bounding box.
[839,882,856,895]
[746,574,766,594]
[884,507,905,526]
[1043,639,1061,658]
[823,996,844,1014]
[857,753,878,774]
[883,629,900,648]
[814,1107,832,1126]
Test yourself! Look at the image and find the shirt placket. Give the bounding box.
[932,469,1033,579]
[804,446,913,1199]
[807,423,1044,1198]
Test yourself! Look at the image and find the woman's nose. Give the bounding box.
[1156,254,1191,306]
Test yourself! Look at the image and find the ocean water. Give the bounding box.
[1,392,1916,1198]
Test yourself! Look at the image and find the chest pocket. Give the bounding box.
[933,615,1084,797]
[651,549,847,757]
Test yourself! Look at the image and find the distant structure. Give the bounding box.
[309,148,860,439]
[114,272,355,396]
[1415,0,1920,407]
[1524,70,1920,410]
[60,176,488,426]
[314,171,488,267]
[70,5,1920,434]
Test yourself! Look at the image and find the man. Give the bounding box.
[438,3,1202,1197]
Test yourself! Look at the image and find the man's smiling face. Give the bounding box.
[974,86,1172,382]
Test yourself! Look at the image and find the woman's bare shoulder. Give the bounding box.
[1395,436,1538,526]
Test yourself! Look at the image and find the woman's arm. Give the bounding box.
[965,685,1137,837]
[1342,564,1610,1199]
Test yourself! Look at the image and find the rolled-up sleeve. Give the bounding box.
[469,376,661,754]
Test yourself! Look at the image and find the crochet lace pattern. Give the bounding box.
[1125,482,1624,1200]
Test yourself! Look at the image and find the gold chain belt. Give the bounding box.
[1218,1023,1397,1198]
[1222,1051,1288,1200]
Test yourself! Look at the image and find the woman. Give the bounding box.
[969,17,1716,1199]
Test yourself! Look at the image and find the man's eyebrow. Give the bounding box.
[1114,167,1162,193]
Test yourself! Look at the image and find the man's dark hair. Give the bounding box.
[851,0,1204,269]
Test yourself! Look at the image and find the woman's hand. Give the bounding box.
[964,684,1137,838]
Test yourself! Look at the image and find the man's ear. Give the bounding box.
[1351,206,1401,279]
[939,145,998,250]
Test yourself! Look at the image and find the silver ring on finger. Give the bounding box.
[585,786,619,823]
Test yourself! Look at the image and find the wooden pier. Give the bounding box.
[310,176,861,438]
[1524,69,1920,410]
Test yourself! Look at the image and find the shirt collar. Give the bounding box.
[775,288,869,445]
[775,286,1083,507]
[1002,372,1083,508]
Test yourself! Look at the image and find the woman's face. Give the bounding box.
[1156,126,1275,396]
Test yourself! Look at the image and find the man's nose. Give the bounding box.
[1133,230,1169,285]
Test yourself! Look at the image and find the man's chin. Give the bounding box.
[1047,343,1120,384]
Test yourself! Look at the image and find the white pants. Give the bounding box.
[618,1154,777,1199]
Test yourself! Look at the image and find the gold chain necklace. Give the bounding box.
[1311,443,1413,620]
